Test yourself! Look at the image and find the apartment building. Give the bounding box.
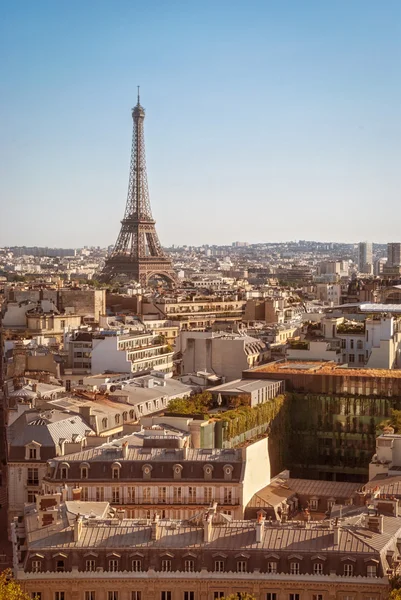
[88,331,174,376]
[42,437,270,519]
[13,496,392,600]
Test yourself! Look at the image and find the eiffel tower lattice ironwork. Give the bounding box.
[101,90,176,286]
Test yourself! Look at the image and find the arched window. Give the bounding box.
[115,414,120,425]
[112,462,121,479]
[80,462,90,480]
[102,418,108,429]
[129,410,134,420]
[123,412,128,421]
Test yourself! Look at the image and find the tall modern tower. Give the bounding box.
[101,92,176,286]
[387,243,401,267]
[358,241,373,274]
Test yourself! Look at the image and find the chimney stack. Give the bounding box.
[334,526,341,545]
[151,513,160,540]
[74,515,83,542]
[122,442,128,459]
[72,487,82,501]
[116,509,125,522]
[256,513,265,543]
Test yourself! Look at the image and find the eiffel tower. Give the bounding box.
[101,90,176,286]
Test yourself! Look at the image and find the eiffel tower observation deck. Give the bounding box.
[101,90,176,287]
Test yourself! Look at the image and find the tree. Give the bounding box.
[0,569,32,600]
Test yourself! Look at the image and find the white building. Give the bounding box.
[90,331,174,376]
[180,331,270,382]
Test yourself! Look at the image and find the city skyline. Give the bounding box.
[1,0,400,247]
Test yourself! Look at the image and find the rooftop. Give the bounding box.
[251,360,401,379]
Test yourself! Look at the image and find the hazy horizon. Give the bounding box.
[1,1,400,248]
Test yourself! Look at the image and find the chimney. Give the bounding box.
[72,487,82,501]
[151,513,160,540]
[203,509,213,543]
[116,509,125,522]
[122,442,128,459]
[366,514,384,534]
[182,446,188,460]
[32,383,37,393]
[256,513,265,543]
[74,515,83,542]
[334,526,341,545]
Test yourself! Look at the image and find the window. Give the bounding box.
[367,564,377,577]
[223,487,232,503]
[112,467,120,479]
[53,558,64,572]
[32,560,41,573]
[266,595,277,600]
[61,467,68,480]
[310,498,318,510]
[289,595,300,600]
[267,562,277,574]
[161,559,171,572]
[109,559,119,572]
[341,339,346,349]
[215,560,224,572]
[161,593,172,600]
[358,354,364,363]
[357,340,363,350]
[184,594,195,600]
[143,487,151,502]
[343,597,354,600]
[313,596,323,600]
[214,594,224,599]
[158,487,167,503]
[237,560,247,572]
[132,594,141,600]
[81,487,88,501]
[350,339,354,349]
[349,354,355,363]
[29,448,37,459]
[132,559,142,572]
[102,418,108,429]
[85,593,96,600]
[184,559,194,572]
[81,467,88,479]
[204,487,212,503]
[27,491,36,503]
[108,594,118,600]
[31,594,42,600]
[173,487,182,503]
[115,415,120,425]
[344,563,353,576]
[290,562,300,575]
[96,487,104,501]
[313,563,323,574]
[55,594,65,600]
[129,410,135,420]
[27,468,39,485]
[112,487,120,503]
[128,487,136,503]
[189,487,197,503]
[86,559,96,571]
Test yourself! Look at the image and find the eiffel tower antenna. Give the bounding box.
[100,93,176,286]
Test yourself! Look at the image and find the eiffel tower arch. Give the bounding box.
[101,92,177,287]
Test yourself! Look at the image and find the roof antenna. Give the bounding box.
[137,85,140,105]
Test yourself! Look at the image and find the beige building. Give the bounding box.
[180,332,269,381]
[13,495,392,600]
[42,437,271,520]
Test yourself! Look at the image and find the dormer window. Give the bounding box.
[112,463,121,479]
[129,410,134,420]
[60,463,70,480]
[223,465,233,481]
[237,560,247,572]
[80,463,90,479]
[25,442,41,461]
[367,564,377,577]
[56,559,65,573]
[32,560,41,573]
[173,464,183,480]
[102,418,108,429]
[203,464,214,481]
[344,564,353,576]
[109,559,119,572]
[123,412,128,421]
[115,415,120,425]
[290,562,300,575]
[142,464,152,480]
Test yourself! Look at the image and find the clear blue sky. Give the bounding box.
[1,0,400,248]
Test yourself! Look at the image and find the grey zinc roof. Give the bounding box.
[286,479,362,498]
[26,515,400,556]
[51,446,241,463]
[211,379,281,394]
[8,409,95,448]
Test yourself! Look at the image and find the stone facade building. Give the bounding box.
[42,438,271,520]
[13,495,393,600]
